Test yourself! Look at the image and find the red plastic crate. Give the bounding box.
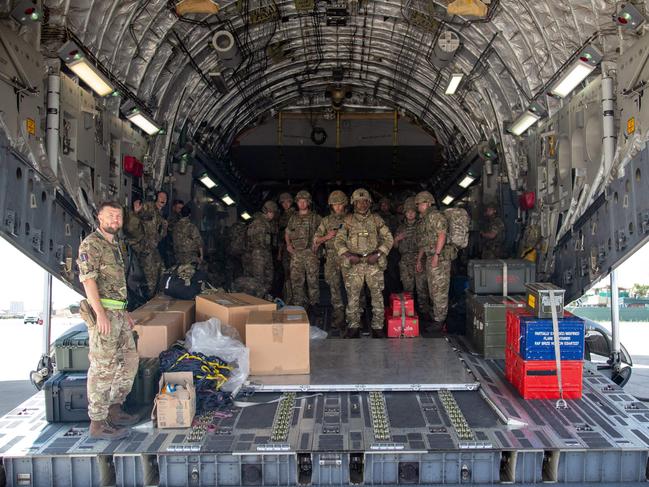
[509,353,583,400]
[506,308,580,357]
[386,315,419,338]
[505,347,516,383]
[389,292,415,317]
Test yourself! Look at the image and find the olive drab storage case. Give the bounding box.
[53,323,90,372]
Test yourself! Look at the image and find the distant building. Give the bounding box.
[9,301,24,314]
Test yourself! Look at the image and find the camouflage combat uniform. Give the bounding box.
[418,207,452,323]
[245,212,276,297]
[397,218,431,314]
[279,207,295,302]
[335,212,394,330]
[77,231,138,422]
[225,222,247,287]
[481,215,505,259]
[286,211,321,308]
[134,202,166,295]
[173,216,203,265]
[314,213,346,327]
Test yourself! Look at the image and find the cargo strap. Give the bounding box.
[100,298,127,310]
[400,294,406,337]
[549,292,567,409]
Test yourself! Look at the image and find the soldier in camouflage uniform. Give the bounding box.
[395,197,431,316]
[133,191,167,296]
[378,197,400,297]
[164,199,184,266]
[172,205,203,265]
[480,201,506,259]
[285,191,321,310]
[335,189,394,338]
[77,201,139,440]
[313,190,348,330]
[244,200,278,297]
[416,191,451,328]
[278,193,295,303]
[225,221,248,288]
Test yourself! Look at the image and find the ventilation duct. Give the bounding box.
[430,31,460,69]
[211,31,241,69]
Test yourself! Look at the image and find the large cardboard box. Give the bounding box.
[196,293,276,341]
[246,309,310,375]
[139,295,196,334]
[153,371,196,428]
[132,312,184,358]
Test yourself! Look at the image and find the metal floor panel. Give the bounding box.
[247,338,480,392]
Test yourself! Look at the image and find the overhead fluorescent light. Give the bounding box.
[445,73,463,95]
[550,61,595,98]
[458,175,476,188]
[221,195,235,206]
[241,211,251,221]
[125,109,161,135]
[508,102,545,136]
[442,195,455,205]
[199,173,217,189]
[67,58,114,97]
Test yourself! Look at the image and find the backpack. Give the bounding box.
[443,208,470,249]
[163,264,208,300]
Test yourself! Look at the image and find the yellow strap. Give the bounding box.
[100,298,127,310]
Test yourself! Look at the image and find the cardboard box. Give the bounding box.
[132,312,184,358]
[139,295,196,334]
[246,309,310,375]
[196,292,276,341]
[153,371,196,428]
[386,313,420,338]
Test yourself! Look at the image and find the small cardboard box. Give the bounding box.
[139,295,196,334]
[153,371,196,428]
[133,312,184,358]
[196,292,276,341]
[246,309,310,375]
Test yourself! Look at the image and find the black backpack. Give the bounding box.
[162,264,208,300]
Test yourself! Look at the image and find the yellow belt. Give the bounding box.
[100,298,127,310]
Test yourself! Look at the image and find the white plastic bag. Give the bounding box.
[310,326,328,340]
[185,318,249,392]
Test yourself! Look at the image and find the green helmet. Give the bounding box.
[262,200,278,214]
[403,197,417,212]
[415,191,435,205]
[295,190,312,203]
[328,190,348,206]
[278,192,293,203]
[351,188,372,204]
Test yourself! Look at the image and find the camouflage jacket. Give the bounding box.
[286,211,321,251]
[377,210,399,234]
[226,222,248,257]
[139,202,166,251]
[247,213,276,251]
[395,219,419,255]
[335,211,394,257]
[122,208,144,251]
[482,215,505,253]
[167,212,182,234]
[314,213,346,254]
[173,217,203,259]
[416,207,450,258]
[77,230,127,301]
[278,207,295,234]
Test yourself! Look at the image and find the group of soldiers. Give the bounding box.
[238,188,472,339]
[122,191,205,298]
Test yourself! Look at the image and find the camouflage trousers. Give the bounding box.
[426,258,451,322]
[249,248,273,296]
[399,253,431,314]
[137,248,162,296]
[87,310,138,421]
[343,262,385,330]
[281,246,293,303]
[324,252,345,327]
[290,249,320,308]
[175,251,200,266]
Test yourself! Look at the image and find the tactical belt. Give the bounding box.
[100,298,127,310]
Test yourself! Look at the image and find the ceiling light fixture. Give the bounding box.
[59,42,115,97]
[198,173,218,189]
[442,195,455,206]
[458,175,476,188]
[241,212,252,221]
[550,45,603,98]
[124,108,161,135]
[507,102,546,136]
[445,73,463,95]
[221,195,235,206]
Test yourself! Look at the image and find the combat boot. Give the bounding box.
[108,404,140,426]
[345,327,360,339]
[89,419,129,440]
[371,328,385,339]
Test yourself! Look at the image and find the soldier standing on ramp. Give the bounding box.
[172,205,203,265]
[335,189,394,339]
[77,201,139,440]
[134,191,168,295]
